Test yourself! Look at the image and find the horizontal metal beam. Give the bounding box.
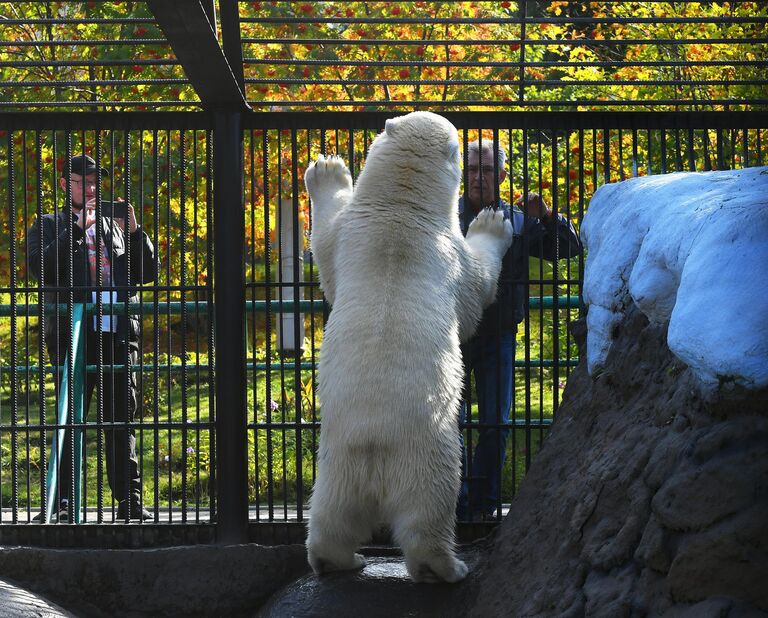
[0,111,212,131]
[146,0,248,111]
[1,111,766,132]
[237,110,768,131]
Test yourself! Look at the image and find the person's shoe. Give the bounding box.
[32,501,70,523]
[116,501,153,521]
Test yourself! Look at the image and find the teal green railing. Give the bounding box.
[45,303,86,524]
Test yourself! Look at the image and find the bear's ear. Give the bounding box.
[384,118,399,136]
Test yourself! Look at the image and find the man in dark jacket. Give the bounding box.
[28,154,158,521]
[458,140,582,520]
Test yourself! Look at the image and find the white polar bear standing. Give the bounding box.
[304,111,512,583]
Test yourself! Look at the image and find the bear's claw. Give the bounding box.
[467,207,508,238]
[305,154,353,202]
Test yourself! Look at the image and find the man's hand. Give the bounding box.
[75,198,97,229]
[515,191,552,221]
[113,198,138,234]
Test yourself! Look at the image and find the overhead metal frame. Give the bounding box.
[146,0,249,112]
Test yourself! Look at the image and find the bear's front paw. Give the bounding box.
[467,208,513,252]
[305,154,353,206]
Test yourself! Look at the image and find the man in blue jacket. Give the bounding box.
[458,140,582,520]
[28,155,158,521]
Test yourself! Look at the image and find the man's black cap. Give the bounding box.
[63,154,109,178]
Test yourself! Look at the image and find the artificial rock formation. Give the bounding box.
[470,305,768,617]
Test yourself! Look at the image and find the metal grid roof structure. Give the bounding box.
[1,1,767,112]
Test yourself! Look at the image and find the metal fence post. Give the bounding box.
[213,110,248,543]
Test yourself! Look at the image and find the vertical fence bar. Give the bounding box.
[618,129,625,180]
[151,128,161,521]
[687,127,695,171]
[310,128,322,486]
[631,128,638,177]
[508,126,518,498]
[247,129,258,520]
[741,127,748,168]
[213,111,247,544]
[35,130,48,525]
[262,127,275,521]
[703,129,712,171]
[21,131,31,523]
[180,129,189,521]
[165,129,173,521]
[8,130,19,523]
[275,132,288,521]
[122,129,133,520]
[206,128,217,523]
[550,130,560,419]
[191,129,202,523]
[518,0,526,104]
[137,129,147,522]
[646,128,652,176]
[716,127,724,170]
[289,128,304,521]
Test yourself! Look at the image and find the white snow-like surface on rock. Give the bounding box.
[582,166,768,390]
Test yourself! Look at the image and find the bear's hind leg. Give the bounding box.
[392,510,468,584]
[307,495,370,575]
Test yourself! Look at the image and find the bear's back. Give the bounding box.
[317,205,466,429]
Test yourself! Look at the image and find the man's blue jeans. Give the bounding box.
[458,333,515,518]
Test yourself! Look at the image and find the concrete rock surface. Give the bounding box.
[468,304,768,617]
[258,550,483,618]
[0,543,308,617]
[0,577,75,617]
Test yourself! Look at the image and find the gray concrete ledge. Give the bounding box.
[0,543,309,617]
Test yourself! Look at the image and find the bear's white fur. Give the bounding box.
[304,111,512,583]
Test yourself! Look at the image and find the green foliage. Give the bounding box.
[2,2,765,110]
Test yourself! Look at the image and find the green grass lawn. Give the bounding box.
[2,367,561,513]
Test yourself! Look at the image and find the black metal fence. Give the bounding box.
[0,110,766,546]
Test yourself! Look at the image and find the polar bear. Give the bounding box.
[304,111,512,583]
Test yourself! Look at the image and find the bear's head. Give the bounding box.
[356,111,462,213]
